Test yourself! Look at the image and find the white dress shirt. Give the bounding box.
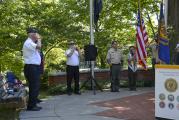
[22,38,41,65]
[65,48,79,66]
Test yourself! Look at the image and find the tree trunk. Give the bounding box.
[168,0,179,64]
[99,55,106,68]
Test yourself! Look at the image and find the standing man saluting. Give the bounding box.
[23,27,42,111]
[65,41,81,95]
[106,41,123,92]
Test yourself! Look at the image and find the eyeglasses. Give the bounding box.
[112,43,117,45]
[69,43,75,45]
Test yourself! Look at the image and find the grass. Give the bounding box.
[0,108,20,120]
[39,90,50,99]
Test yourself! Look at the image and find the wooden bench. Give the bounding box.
[0,73,27,109]
[0,87,27,109]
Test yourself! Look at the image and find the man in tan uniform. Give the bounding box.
[106,41,123,92]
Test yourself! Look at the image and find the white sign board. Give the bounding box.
[155,65,179,120]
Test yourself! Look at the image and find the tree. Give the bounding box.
[168,0,179,63]
[0,0,160,75]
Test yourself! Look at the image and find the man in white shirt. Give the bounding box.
[22,27,42,111]
[65,41,81,95]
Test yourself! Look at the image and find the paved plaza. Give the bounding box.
[20,87,154,120]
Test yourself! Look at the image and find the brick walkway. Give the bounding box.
[93,92,155,120]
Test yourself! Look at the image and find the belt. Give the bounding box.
[25,64,40,67]
[112,63,121,65]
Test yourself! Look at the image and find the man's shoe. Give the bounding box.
[67,92,72,96]
[37,99,42,103]
[74,91,81,95]
[111,90,115,92]
[132,88,137,91]
[129,88,137,91]
[37,99,43,103]
[111,89,119,92]
[114,90,119,92]
[27,106,42,111]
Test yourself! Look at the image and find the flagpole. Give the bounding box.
[158,1,163,41]
[137,0,144,45]
[90,0,94,45]
[90,0,96,95]
[164,0,168,28]
[146,11,156,46]
[146,11,155,39]
[138,0,143,32]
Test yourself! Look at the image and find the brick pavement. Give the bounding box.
[93,92,155,120]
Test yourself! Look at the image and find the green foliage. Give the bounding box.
[0,0,161,76]
[40,70,49,90]
[47,84,66,95]
[0,51,23,78]
[45,48,66,72]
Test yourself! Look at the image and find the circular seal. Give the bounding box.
[177,96,179,102]
[165,78,178,92]
[177,104,179,110]
[168,103,174,110]
[168,94,175,102]
[159,101,165,108]
[159,93,165,100]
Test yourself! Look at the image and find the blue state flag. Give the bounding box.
[94,0,102,25]
[158,2,170,64]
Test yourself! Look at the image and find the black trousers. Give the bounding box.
[176,52,179,65]
[24,64,40,108]
[128,67,137,90]
[66,65,80,93]
[152,58,156,70]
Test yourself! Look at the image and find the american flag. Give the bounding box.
[136,9,148,69]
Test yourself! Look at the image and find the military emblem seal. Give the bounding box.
[165,78,178,92]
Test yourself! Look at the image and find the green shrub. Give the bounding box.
[47,84,66,95]
[40,70,49,90]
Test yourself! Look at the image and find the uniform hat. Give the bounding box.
[129,45,135,49]
[111,40,117,45]
[26,27,38,34]
[68,41,75,45]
